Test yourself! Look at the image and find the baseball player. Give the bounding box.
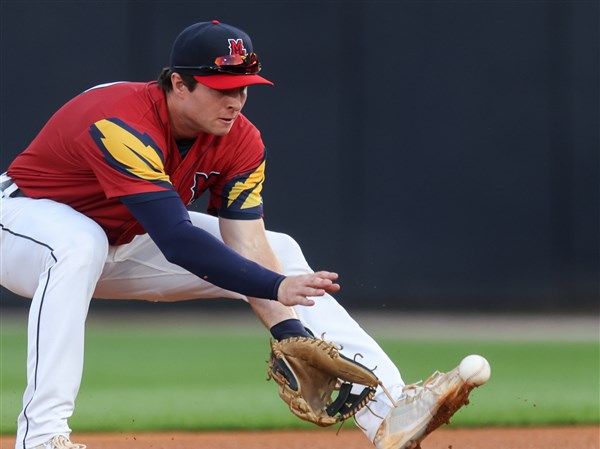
[0,20,487,449]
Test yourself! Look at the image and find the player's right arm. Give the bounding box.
[121,192,339,306]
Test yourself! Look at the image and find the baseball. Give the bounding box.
[458,354,491,386]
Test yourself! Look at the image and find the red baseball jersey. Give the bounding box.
[8,82,267,245]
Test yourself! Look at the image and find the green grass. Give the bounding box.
[1,313,598,434]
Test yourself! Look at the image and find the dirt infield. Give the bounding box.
[2,426,598,449]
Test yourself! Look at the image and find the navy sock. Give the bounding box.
[270,318,312,340]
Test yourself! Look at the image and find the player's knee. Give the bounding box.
[269,231,302,255]
[267,231,315,275]
[56,228,109,271]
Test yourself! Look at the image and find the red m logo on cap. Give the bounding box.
[228,39,247,56]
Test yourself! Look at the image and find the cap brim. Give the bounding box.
[194,74,274,90]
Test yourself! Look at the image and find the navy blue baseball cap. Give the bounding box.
[169,20,274,90]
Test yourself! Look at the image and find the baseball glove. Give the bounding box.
[267,336,380,427]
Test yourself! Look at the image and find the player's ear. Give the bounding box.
[170,72,188,95]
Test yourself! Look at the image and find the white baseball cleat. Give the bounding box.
[374,355,490,449]
[30,435,87,449]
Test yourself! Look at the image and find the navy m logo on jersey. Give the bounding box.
[186,171,220,205]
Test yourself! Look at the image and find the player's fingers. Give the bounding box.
[278,294,316,307]
[313,271,339,281]
[276,273,340,306]
[294,297,316,307]
[307,274,341,294]
[323,283,341,293]
[308,272,340,287]
[302,287,326,297]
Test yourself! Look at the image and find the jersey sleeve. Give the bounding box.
[86,117,174,198]
[207,130,267,220]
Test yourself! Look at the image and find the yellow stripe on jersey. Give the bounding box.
[91,118,170,183]
[227,159,265,210]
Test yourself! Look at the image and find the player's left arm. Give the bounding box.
[214,133,332,329]
[219,216,299,328]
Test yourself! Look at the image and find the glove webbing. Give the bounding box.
[326,382,376,420]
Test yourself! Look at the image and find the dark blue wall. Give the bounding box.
[1,1,598,312]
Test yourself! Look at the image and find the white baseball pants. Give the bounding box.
[1,187,403,449]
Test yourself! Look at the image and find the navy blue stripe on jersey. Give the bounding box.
[214,208,262,220]
[119,189,180,204]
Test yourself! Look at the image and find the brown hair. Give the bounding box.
[157,67,198,93]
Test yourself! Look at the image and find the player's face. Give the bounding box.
[174,80,248,138]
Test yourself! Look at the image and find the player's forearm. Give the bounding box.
[222,235,298,328]
[218,217,298,327]
[228,238,282,274]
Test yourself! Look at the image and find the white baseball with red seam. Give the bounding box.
[458,354,491,386]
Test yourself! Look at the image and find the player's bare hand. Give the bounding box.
[277,271,341,306]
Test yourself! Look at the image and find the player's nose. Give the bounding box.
[224,88,247,110]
